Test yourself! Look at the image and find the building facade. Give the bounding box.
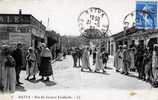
[0,13,46,68]
[0,13,46,49]
[108,27,158,56]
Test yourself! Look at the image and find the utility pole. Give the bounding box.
[47,18,50,30]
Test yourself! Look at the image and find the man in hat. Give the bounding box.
[12,43,23,85]
[122,45,131,75]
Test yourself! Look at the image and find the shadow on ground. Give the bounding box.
[73,66,81,68]
[27,79,39,84]
[16,85,26,92]
[105,66,113,70]
[41,80,57,86]
[81,70,110,75]
[127,73,139,79]
[26,78,57,87]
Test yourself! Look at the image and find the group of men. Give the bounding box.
[114,45,133,75]
[0,42,54,93]
[71,46,109,73]
[71,47,83,67]
[114,42,158,87]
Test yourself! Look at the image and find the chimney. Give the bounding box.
[19,9,22,15]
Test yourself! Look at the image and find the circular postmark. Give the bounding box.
[78,7,109,39]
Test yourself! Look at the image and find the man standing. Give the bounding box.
[71,48,77,67]
[76,48,82,67]
[102,48,109,69]
[114,45,123,72]
[152,44,158,87]
[135,43,145,80]
[93,48,97,65]
[122,45,131,75]
[95,47,106,73]
[81,47,92,72]
[12,43,23,85]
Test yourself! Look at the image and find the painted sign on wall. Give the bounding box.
[136,1,157,29]
[9,33,31,46]
[0,15,30,24]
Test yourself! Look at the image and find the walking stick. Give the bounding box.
[51,60,55,80]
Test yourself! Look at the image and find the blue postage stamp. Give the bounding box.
[136,1,157,29]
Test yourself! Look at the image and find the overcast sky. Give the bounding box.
[0,0,137,36]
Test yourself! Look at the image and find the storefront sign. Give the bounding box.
[9,33,31,45]
[0,15,30,24]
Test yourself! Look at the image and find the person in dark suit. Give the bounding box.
[93,48,97,65]
[135,43,145,80]
[71,48,77,67]
[12,43,23,85]
[102,50,109,69]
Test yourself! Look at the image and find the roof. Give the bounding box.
[110,27,158,41]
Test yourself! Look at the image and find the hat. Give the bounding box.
[2,45,10,49]
[17,42,22,45]
[28,47,33,50]
[123,45,127,48]
[41,43,46,47]
[154,44,158,47]
[1,45,10,55]
[119,45,122,48]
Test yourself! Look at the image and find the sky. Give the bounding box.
[0,0,137,36]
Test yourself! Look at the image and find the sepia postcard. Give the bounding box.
[0,0,158,100]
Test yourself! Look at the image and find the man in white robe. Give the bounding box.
[95,47,106,73]
[81,47,92,72]
[152,44,158,87]
[114,46,123,72]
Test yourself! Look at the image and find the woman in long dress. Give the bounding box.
[81,47,92,72]
[26,47,38,80]
[39,43,53,81]
[95,47,105,73]
[1,45,16,93]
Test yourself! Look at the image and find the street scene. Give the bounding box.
[0,0,158,100]
[16,55,152,90]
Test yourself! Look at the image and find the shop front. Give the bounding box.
[0,13,46,69]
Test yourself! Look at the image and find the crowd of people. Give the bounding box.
[0,42,53,93]
[71,46,109,73]
[114,42,158,87]
[1,40,158,93]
